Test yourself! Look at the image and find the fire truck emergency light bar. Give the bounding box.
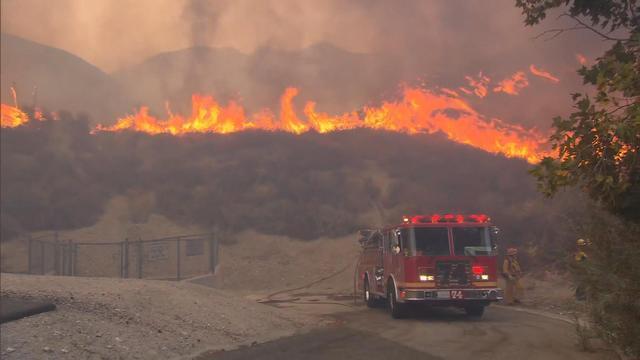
[402,214,490,224]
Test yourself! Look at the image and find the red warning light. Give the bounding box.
[401,213,491,224]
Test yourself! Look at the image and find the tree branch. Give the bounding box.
[606,102,635,115]
[561,13,628,41]
[532,24,587,41]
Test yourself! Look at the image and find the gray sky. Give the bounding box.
[1,0,605,72]
[1,0,609,129]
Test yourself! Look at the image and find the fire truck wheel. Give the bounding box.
[363,277,377,308]
[387,281,407,319]
[464,305,485,318]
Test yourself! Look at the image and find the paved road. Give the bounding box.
[198,304,614,360]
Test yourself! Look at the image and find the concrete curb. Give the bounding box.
[493,304,574,324]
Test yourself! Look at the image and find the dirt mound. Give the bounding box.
[1,196,204,274]
[0,273,316,359]
[215,231,361,295]
[39,196,205,243]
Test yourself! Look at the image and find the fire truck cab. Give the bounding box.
[357,214,503,318]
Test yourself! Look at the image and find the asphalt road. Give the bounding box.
[198,304,614,360]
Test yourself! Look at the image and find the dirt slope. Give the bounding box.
[214,230,361,295]
[0,274,316,360]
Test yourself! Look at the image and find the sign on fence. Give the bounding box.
[147,242,169,261]
[26,233,218,280]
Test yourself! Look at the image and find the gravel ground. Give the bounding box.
[0,274,318,360]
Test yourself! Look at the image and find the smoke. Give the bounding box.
[1,0,611,128]
[181,0,226,94]
[183,0,223,48]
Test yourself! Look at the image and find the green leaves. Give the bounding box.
[517,2,640,353]
[525,13,639,219]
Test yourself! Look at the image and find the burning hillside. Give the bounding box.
[78,83,552,163]
[0,104,29,128]
[2,62,561,164]
[99,83,554,163]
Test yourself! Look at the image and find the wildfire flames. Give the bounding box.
[3,72,558,163]
[1,104,30,128]
[529,65,560,83]
[93,86,552,163]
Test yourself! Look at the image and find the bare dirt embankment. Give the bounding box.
[0,274,317,360]
[0,198,360,359]
[213,230,360,294]
[1,196,205,274]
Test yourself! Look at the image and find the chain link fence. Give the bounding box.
[26,233,219,280]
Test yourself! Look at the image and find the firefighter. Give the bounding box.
[503,247,523,305]
[574,238,588,300]
[574,238,588,262]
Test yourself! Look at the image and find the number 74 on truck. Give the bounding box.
[356,214,504,318]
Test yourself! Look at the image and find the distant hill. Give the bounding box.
[0,33,130,123]
[113,43,405,116]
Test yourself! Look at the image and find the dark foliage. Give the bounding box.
[1,111,583,269]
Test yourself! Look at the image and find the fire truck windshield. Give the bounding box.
[452,227,492,256]
[402,227,449,256]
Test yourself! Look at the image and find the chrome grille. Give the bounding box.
[436,261,471,287]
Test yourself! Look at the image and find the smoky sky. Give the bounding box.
[1,0,606,72]
[1,0,609,129]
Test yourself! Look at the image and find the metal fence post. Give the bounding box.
[209,233,214,273]
[120,240,124,278]
[124,238,130,278]
[66,239,72,275]
[27,235,32,274]
[61,240,66,276]
[214,234,219,273]
[40,240,45,275]
[54,233,60,275]
[137,238,143,279]
[176,237,181,281]
[72,243,78,276]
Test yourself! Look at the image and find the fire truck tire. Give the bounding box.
[363,277,378,308]
[387,281,407,319]
[464,305,485,318]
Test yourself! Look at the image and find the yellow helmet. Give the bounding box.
[576,238,587,246]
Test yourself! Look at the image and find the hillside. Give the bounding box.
[0,33,130,123]
[112,43,404,116]
[0,112,584,267]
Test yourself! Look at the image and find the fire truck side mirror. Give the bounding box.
[490,226,500,252]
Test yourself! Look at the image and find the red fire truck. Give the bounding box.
[357,214,503,318]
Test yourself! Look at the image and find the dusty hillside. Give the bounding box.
[32,196,205,243]
[213,231,361,295]
[0,33,130,122]
[0,274,317,360]
[1,196,204,274]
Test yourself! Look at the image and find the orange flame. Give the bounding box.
[576,53,588,66]
[462,72,490,98]
[97,86,553,163]
[529,65,560,83]
[1,103,30,128]
[493,71,529,95]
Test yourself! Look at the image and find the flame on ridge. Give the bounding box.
[1,103,30,128]
[96,86,553,163]
[529,65,560,83]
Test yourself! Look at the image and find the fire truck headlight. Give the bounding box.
[419,275,435,281]
[481,274,489,280]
